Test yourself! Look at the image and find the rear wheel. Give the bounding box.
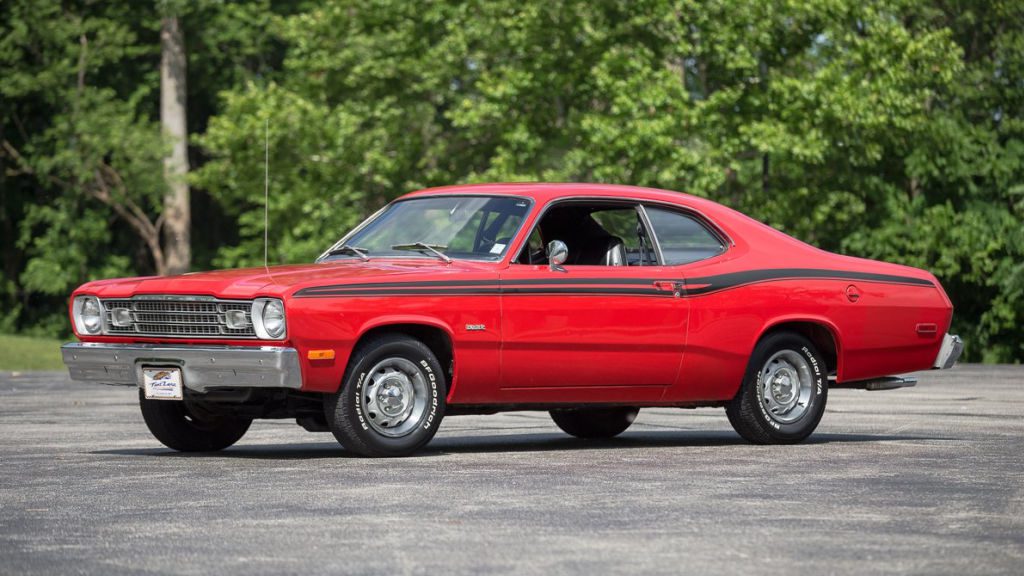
[726,331,827,444]
[325,334,446,457]
[139,391,252,452]
[550,407,639,439]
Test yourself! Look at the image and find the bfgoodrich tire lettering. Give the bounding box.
[325,334,446,457]
[726,331,828,444]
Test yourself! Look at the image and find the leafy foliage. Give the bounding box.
[1,0,284,333]
[3,0,1023,361]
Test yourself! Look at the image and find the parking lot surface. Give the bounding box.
[1,366,1022,575]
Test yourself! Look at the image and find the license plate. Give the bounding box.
[143,367,183,400]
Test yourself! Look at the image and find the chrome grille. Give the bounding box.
[101,297,256,339]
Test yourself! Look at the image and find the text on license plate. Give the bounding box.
[143,367,183,400]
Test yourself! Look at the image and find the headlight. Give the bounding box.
[252,298,286,340]
[73,296,103,335]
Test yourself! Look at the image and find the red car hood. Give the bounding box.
[76,260,496,300]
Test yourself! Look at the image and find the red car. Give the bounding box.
[62,183,962,456]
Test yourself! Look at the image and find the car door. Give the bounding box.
[498,201,689,395]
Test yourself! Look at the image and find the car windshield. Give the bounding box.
[323,195,532,261]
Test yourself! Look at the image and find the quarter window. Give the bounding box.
[645,207,725,265]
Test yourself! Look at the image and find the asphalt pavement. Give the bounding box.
[1,365,1021,575]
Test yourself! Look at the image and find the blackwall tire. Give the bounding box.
[139,390,252,452]
[726,331,828,444]
[549,407,639,439]
[325,334,446,457]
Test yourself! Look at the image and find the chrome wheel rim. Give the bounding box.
[760,350,814,424]
[361,357,429,438]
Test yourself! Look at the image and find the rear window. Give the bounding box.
[645,207,725,265]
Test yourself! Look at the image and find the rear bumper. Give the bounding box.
[933,333,963,370]
[61,342,302,393]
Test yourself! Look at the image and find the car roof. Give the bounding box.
[400,182,722,213]
[398,182,776,254]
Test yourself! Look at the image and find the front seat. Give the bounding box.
[574,235,627,266]
[540,208,628,266]
[602,236,627,266]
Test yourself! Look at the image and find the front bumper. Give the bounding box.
[933,333,964,370]
[61,342,302,393]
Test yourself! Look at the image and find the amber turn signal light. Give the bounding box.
[307,349,335,361]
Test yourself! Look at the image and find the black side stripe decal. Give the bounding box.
[293,268,934,298]
[300,287,670,297]
[297,277,657,294]
[681,268,934,296]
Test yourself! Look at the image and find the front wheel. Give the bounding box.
[550,407,639,439]
[726,331,828,444]
[325,334,446,457]
[139,391,252,452]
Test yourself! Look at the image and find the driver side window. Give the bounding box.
[515,202,658,266]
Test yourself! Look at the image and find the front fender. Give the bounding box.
[356,315,456,341]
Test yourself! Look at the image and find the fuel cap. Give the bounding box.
[845,284,861,303]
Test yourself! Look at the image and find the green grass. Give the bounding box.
[0,333,66,371]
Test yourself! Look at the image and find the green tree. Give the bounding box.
[1,1,163,334]
[0,0,288,335]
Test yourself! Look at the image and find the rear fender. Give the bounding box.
[757,315,843,382]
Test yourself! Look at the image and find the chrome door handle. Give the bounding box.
[653,281,683,297]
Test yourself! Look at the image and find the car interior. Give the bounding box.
[516,201,726,267]
[517,202,658,266]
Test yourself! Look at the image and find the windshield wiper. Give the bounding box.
[391,242,452,263]
[326,244,370,261]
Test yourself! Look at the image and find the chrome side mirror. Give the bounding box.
[546,240,568,273]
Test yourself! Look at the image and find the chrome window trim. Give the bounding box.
[636,204,666,266]
[509,195,732,267]
[510,197,650,265]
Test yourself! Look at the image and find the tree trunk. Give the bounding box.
[160,16,190,275]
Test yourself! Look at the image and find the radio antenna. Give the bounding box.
[268,116,272,270]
